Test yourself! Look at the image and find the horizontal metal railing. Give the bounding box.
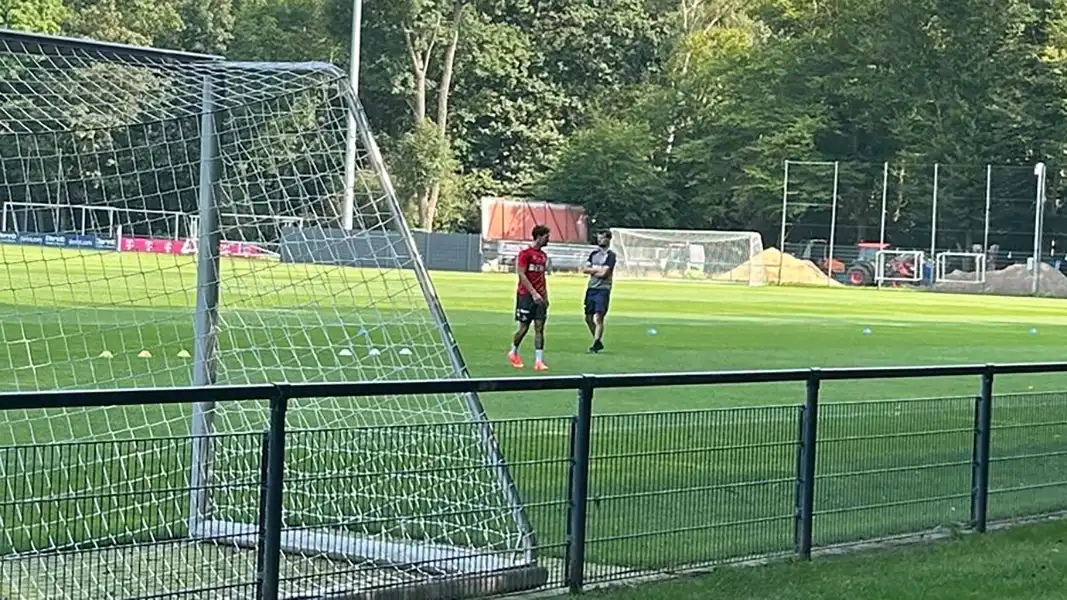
[3,361,1067,409]
[2,361,1067,600]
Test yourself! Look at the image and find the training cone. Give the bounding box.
[97,350,114,359]
[338,349,353,357]
[398,347,413,356]
[137,350,152,358]
[368,348,381,357]
[177,349,191,358]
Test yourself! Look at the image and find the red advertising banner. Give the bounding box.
[121,237,188,254]
[219,241,269,259]
[480,197,588,244]
[120,237,271,259]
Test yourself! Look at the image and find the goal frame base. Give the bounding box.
[935,251,987,284]
[285,565,550,600]
[191,519,548,598]
[192,518,534,574]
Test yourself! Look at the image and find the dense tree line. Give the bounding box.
[3,0,1067,250]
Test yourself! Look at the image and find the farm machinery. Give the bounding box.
[800,240,925,286]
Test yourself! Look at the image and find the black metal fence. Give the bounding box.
[3,363,1067,599]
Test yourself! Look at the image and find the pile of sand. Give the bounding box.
[716,247,843,287]
[933,262,1067,298]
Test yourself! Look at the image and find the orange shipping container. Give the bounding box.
[480,197,589,244]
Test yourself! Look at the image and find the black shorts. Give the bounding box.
[515,293,548,324]
[584,288,611,316]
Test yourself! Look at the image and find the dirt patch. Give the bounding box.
[933,262,1067,297]
[716,247,842,287]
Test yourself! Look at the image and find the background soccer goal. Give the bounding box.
[875,249,925,285]
[610,228,767,285]
[936,251,988,284]
[0,29,541,599]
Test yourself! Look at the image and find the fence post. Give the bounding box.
[971,367,995,532]
[563,415,577,585]
[792,405,804,552]
[259,385,289,600]
[255,430,270,600]
[795,369,821,559]
[566,376,595,594]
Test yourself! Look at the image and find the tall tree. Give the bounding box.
[0,0,68,33]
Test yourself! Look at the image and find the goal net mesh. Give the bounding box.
[609,228,766,285]
[0,33,534,598]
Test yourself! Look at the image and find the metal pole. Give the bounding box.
[255,430,270,600]
[983,164,992,252]
[341,0,363,230]
[778,160,789,285]
[1032,162,1046,295]
[796,369,821,559]
[878,161,889,247]
[971,367,994,533]
[189,73,221,531]
[260,388,289,600]
[567,377,595,593]
[826,162,839,286]
[931,163,939,262]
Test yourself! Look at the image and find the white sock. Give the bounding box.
[535,349,544,362]
[510,345,518,354]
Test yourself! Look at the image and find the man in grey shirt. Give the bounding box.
[582,230,617,354]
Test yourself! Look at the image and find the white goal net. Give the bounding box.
[609,228,766,285]
[0,30,539,599]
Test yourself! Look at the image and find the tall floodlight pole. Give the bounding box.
[778,160,790,285]
[930,163,939,264]
[341,0,363,230]
[826,162,840,287]
[1033,162,1047,295]
[983,164,992,252]
[878,161,889,247]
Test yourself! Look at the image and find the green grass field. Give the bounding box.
[590,518,1067,600]
[3,245,1067,596]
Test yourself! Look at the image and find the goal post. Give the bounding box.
[875,249,925,284]
[0,30,541,598]
[936,251,987,284]
[610,228,767,285]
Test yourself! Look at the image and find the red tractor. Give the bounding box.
[801,240,917,286]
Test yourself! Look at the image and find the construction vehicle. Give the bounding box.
[800,240,918,286]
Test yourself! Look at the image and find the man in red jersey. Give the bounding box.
[508,224,551,371]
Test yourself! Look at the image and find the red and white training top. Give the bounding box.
[516,246,548,296]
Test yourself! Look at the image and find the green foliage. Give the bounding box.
[228,0,343,61]
[387,118,460,221]
[535,118,673,228]
[63,0,183,45]
[10,0,1067,237]
[0,0,69,33]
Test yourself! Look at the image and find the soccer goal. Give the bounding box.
[610,228,767,285]
[875,249,925,285]
[0,30,542,599]
[936,251,987,284]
